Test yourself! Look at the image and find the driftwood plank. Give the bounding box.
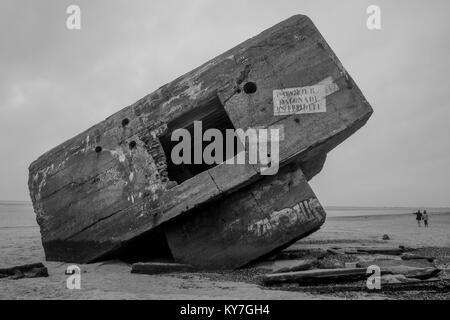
[262,268,368,285]
[356,247,405,255]
[377,266,441,280]
[401,253,435,262]
[300,279,449,293]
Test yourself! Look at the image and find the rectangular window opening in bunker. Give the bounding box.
[159,95,242,184]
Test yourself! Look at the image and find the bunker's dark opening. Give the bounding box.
[159,95,241,184]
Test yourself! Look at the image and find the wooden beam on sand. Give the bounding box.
[401,253,435,262]
[356,247,405,255]
[300,279,450,294]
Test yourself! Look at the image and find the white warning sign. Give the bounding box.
[273,78,339,116]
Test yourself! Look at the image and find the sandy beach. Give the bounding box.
[305,213,450,248]
[1,202,449,300]
[0,214,331,300]
[1,0,450,306]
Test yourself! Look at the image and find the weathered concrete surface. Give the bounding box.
[28,14,373,264]
[165,163,326,269]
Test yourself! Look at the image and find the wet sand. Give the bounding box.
[1,212,449,300]
[305,212,450,248]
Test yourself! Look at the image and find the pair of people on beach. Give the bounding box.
[415,210,429,227]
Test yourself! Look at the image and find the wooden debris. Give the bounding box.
[300,279,449,293]
[131,262,195,275]
[378,278,448,292]
[356,247,404,255]
[262,268,368,285]
[0,263,49,280]
[257,243,446,293]
[401,253,435,262]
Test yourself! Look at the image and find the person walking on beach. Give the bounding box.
[415,210,422,227]
[422,210,429,228]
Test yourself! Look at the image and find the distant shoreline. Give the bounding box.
[325,206,450,211]
[326,211,450,219]
[0,201,32,206]
[1,200,449,211]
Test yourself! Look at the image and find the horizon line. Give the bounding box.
[1,200,449,210]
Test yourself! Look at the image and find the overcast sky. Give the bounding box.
[0,0,449,207]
